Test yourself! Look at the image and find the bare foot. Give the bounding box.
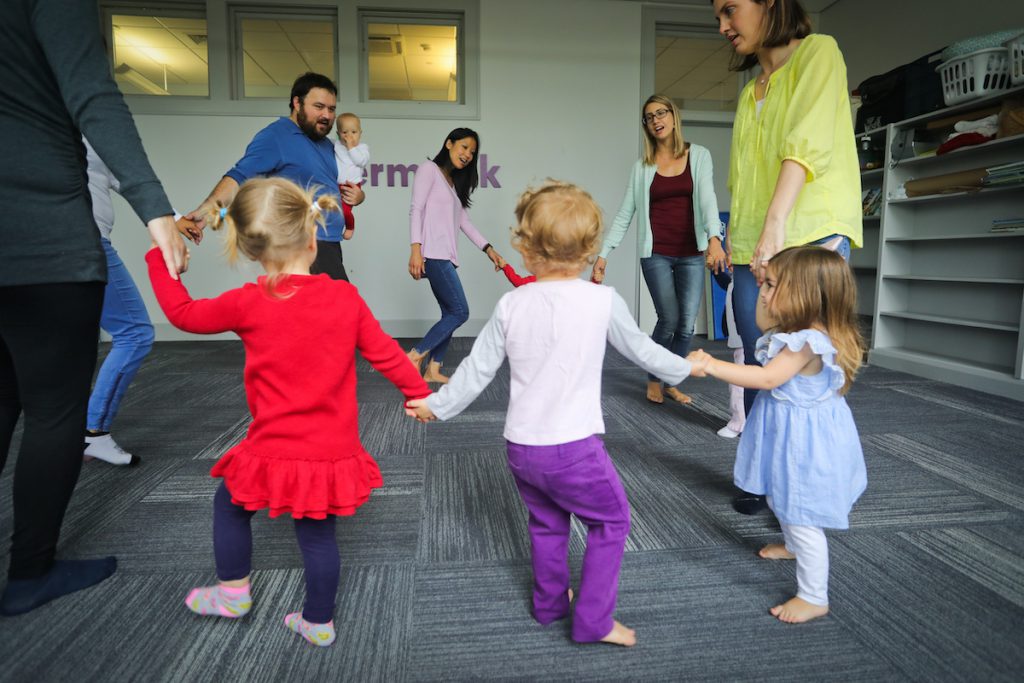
[646,381,664,404]
[664,387,693,405]
[406,349,425,372]
[600,620,637,647]
[422,361,449,384]
[568,588,574,603]
[758,544,796,560]
[769,597,829,623]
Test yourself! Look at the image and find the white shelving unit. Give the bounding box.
[869,86,1024,401]
[853,125,888,345]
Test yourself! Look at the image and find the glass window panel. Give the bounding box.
[112,14,208,97]
[655,31,740,113]
[366,21,459,102]
[240,16,336,99]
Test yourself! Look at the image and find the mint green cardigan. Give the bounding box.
[600,143,723,259]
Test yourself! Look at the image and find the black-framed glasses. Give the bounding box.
[642,108,671,125]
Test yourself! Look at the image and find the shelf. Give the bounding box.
[878,310,1019,332]
[886,231,1024,242]
[860,168,884,180]
[860,126,888,137]
[870,347,1018,378]
[892,85,1024,131]
[888,184,1024,205]
[893,133,1024,169]
[882,275,1024,285]
[862,215,881,222]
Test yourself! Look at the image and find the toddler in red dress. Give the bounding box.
[147,177,429,647]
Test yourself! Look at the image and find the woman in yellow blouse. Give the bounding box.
[711,0,862,513]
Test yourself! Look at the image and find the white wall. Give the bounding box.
[111,0,645,341]
[822,0,1024,88]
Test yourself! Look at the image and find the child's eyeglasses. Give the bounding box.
[642,108,671,125]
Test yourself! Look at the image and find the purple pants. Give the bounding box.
[506,435,631,642]
[212,482,339,624]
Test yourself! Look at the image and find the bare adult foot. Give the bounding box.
[646,381,664,404]
[600,620,637,647]
[769,597,829,623]
[664,387,693,405]
[758,544,796,560]
[407,349,425,372]
[422,361,449,384]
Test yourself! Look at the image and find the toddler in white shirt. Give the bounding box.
[333,112,369,238]
[406,181,698,647]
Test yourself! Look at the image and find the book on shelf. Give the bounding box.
[983,161,1024,187]
[861,187,882,217]
[991,217,1024,233]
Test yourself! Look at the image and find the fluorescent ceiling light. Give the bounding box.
[114,63,170,96]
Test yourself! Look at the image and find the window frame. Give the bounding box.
[228,4,339,102]
[340,0,480,120]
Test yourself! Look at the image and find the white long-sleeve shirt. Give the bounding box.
[426,279,692,446]
[84,137,120,239]
[333,141,369,185]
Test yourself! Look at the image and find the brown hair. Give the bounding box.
[207,177,338,297]
[511,180,603,270]
[722,0,813,72]
[765,246,864,393]
[641,94,686,165]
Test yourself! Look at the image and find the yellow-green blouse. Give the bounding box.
[727,34,862,266]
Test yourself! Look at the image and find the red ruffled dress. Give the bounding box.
[146,249,430,519]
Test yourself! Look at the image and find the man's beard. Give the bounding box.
[297,106,329,141]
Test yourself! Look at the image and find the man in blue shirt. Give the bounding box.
[187,72,364,280]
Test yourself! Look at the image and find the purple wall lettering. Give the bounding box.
[365,155,501,188]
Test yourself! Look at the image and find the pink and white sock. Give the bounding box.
[284,612,336,647]
[185,583,251,618]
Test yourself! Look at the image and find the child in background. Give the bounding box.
[146,177,429,647]
[333,112,369,239]
[689,246,866,624]
[406,181,697,647]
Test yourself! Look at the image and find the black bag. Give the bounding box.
[855,49,946,132]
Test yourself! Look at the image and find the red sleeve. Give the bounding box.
[502,264,535,287]
[145,248,242,334]
[352,290,431,399]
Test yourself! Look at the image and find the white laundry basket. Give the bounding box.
[937,48,1012,105]
[1007,33,1024,86]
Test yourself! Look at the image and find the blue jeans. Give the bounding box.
[640,254,705,383]
[732,234,851,415]
[416,259,469,365]
[87,238,154,432]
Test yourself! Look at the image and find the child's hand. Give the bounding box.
[343,228,354,240]
[405,398,436,423]
[686,349,712,377]
[494,254,507,269]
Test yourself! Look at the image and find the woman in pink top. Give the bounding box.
[407,128,504,383]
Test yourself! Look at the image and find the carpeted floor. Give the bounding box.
[1,337,1021,682]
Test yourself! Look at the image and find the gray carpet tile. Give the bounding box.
[828,532,1024,682]
[864,433,1024,511]
[1,338,1022,681]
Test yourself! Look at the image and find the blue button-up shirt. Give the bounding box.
[226,117,343,241]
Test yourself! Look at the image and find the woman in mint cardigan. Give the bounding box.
[592,94,726,404]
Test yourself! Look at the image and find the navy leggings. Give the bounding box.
[213,482,339,624]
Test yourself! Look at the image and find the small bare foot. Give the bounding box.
[600,620,637,647]
[664,387,693,405]
[758,544,796,560]
[769,597,829,623]
[646,381,664,404]
[422,361,449,384]
[567,588,574,603]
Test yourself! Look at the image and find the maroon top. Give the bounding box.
[649,161,699,257]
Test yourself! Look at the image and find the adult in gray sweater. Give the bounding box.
[0,0,187,616]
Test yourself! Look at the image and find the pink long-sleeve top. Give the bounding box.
[409,159,489,266]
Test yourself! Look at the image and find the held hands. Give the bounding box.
[591,256,607,284]
[340,182,365,207]
[147,215,189,279]
[686,349,713,378]
[176,216,203,244]
[404,398,436,423]
[485,246,504,272]
[705,237,729,274]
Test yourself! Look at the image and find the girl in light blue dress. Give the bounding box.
[690,246,866,624]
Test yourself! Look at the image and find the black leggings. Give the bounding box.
[212,482,340,624]
[0,282,104,579]
[311,240,349,282]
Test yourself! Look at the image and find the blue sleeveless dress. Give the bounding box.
[733,329,866,529]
